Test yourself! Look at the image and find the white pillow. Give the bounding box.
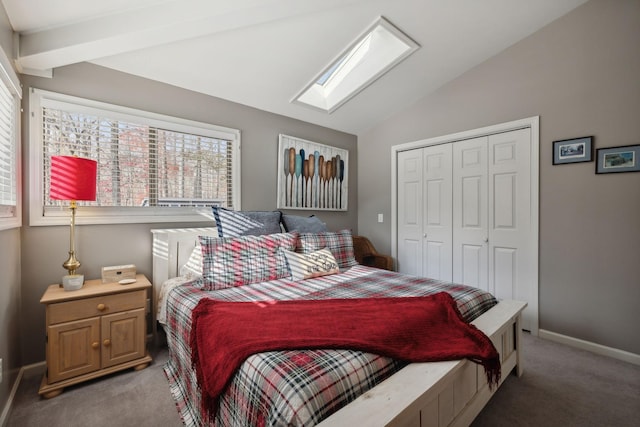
[179,244,203,279]
[283,247,339,281]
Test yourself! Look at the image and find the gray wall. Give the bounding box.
[358,0,640,355]
[0,4,21,415]
[19,63,357,364]
[0,228,20,416]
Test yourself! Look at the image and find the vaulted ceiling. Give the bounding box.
[3,0,587,134]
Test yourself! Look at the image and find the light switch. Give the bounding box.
[377,213,384,223]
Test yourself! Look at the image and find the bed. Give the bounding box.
[151,226,526,427]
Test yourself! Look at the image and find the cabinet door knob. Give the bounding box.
[103,339,111,347]
[97,303,106,311]
[92,342,100,349]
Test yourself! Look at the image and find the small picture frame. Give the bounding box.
[552,136,593,165]
[596,144,640,174]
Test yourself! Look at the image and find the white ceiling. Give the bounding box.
[3,0,587,134]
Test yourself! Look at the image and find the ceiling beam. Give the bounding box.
[14,0,365,72]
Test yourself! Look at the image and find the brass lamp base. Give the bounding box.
[63,251,81,276]
[59,201,82,288]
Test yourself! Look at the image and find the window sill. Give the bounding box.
[30,207,216,227]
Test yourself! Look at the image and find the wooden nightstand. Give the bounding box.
[38,274,153,398]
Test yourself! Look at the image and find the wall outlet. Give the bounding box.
[377,213,384,223]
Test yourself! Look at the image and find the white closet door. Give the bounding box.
[394,120,538,333]
[453,137,489,291]
[397,149,423,276]
[488,128,534,331]
[423,144,453,281]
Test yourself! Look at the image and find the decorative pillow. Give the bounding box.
[283,248,339,281]
[281,214,328,233]
[179,243,203,279]
[213,207,282,237]
[297,229,358,269]
[199,232,298,290]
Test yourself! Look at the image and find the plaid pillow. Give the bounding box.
[213,207,282,237]
[297,229,358,268]
[199,232,298,290]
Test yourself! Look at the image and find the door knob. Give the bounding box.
[483,237,489,243]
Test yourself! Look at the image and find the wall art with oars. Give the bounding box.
[277,134,348,211]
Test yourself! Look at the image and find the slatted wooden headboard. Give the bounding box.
[150,227,218,337]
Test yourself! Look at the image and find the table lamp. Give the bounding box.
[49,156,97,290]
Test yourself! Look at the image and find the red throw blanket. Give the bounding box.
[190,292,500,421]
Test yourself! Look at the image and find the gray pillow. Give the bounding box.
[213,207,282,237]
[281,214,328,233]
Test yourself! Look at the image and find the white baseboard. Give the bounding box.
[539,329,640,366]
[0,361,45,427]
[0,369,22,427]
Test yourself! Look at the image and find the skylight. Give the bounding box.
[293,17,419,114]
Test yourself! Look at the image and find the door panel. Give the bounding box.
[489,129,533,331]
[425,241,445,279]
[453,137,488,290]
[101,309,145,368]
[398,238,421,277]
[461,176,482,227]
[48,317,100,383]
[493,247,516,299]
[397,150,423,275]
[493,173,516,229]
[461,244,484,289]
[423,144,452,281]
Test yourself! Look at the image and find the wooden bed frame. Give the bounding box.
[151,228,527,427]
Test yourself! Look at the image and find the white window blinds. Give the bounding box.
[0,75,17,218]
[31,89,241,225]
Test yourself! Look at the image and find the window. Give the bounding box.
[292,16,419,113]
[30,89,241,226]
[0,46,21,231]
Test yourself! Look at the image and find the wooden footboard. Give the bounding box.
[316,300,527,427]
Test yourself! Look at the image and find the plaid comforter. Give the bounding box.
[163,265,497,427]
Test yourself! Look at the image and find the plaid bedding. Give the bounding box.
[163,265,497,427]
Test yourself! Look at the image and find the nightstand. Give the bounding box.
[38,274,153,398]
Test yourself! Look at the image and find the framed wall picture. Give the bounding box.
[596,144,640,174]
[552,136,593,165]
[277,134,348,211]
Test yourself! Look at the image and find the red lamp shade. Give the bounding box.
[50,156,97,201]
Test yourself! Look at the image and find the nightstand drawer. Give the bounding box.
[48,290,146,324]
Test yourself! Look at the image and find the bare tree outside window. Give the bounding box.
[43,107,231,209]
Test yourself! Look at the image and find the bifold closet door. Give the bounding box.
[396,126,536,332]
[422,144,452,281]
[487,128,533,330]
[397,149,423,276]
[452,137,489,291]
[397,144,453,280]
[451,129,533,331]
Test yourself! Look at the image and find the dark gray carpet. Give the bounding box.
[7,333,640,426]
[471,334,640,427]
